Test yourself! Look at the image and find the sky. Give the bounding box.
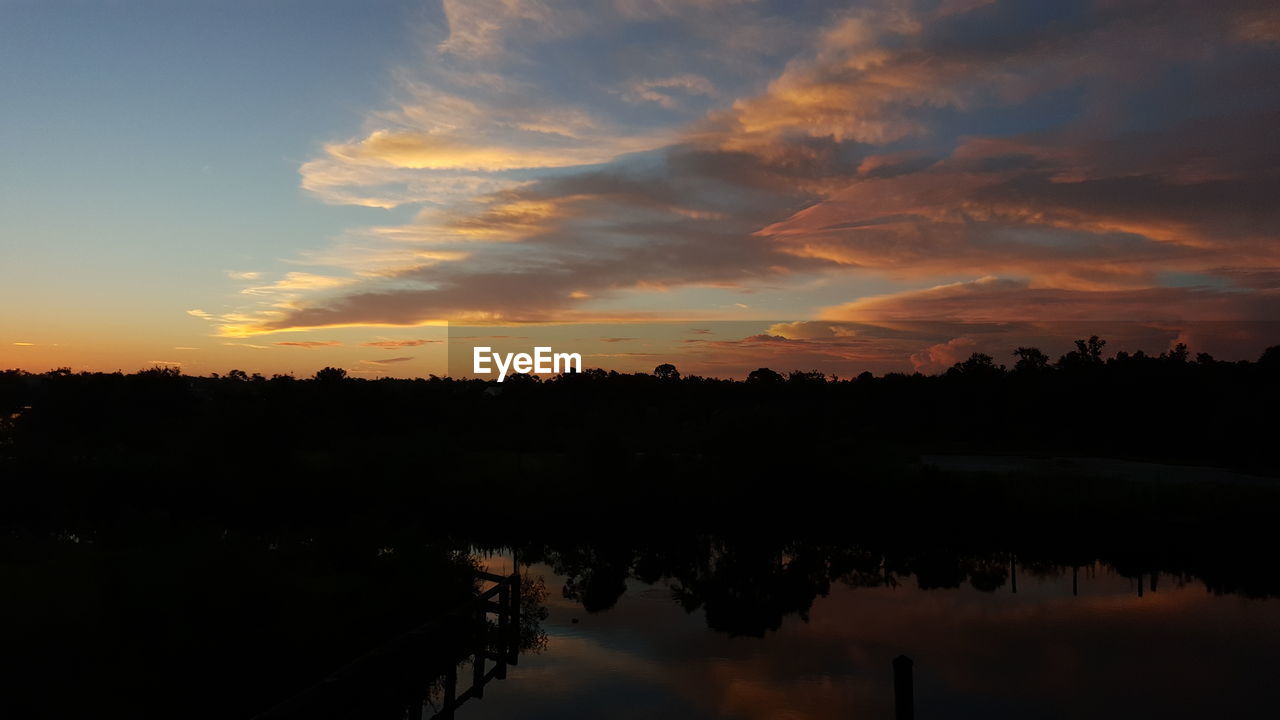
[2,0,1278,378]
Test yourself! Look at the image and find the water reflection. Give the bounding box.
[447,540,1280,720]
[251,538,1280,719]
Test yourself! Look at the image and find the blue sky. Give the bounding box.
[2,0,427,370]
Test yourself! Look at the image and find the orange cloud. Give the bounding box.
[273,341,343,348]
[818,277,1280,324]
[910,336,978,373]
[360,339,438,348]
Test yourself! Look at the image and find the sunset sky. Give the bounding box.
[3,0,1278,378]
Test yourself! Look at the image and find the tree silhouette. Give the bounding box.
[1081,335,1107,361]
[1058,335,1107,368]
[1163,342,1189,363]
[1012,346,1050,372]
[314,367,348,382]
[139,365,182,378]
[1260,345,1280,369]
[949,352,1003,376]
[787,370,828,385]
[653,363,680,381]
[746,367,784,384]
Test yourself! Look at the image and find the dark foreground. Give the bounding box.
[6,523,1280,720]
[2,342,1279,718]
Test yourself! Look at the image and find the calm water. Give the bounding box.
[435,552,1280,720]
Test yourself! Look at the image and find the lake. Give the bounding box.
[377,543,1280,720]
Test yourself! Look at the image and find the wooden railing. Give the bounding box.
[424,569,522,720]
[253,566,523,720]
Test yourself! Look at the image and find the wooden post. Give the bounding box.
[893,655,914,720]
[473,649,485,698]
[1072,565,1078,596]
[473,592,486,699]
[508,568,521,666]
[494,581,509,679]
[441,664,456,720]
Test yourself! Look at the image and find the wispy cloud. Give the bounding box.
[362,356,414,365]
[360,339,439,348]
[298,82,677,210]
[623,74,716,109]
[242,273,354,296]
[816,277,1280,323]
[274,341,343,348]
